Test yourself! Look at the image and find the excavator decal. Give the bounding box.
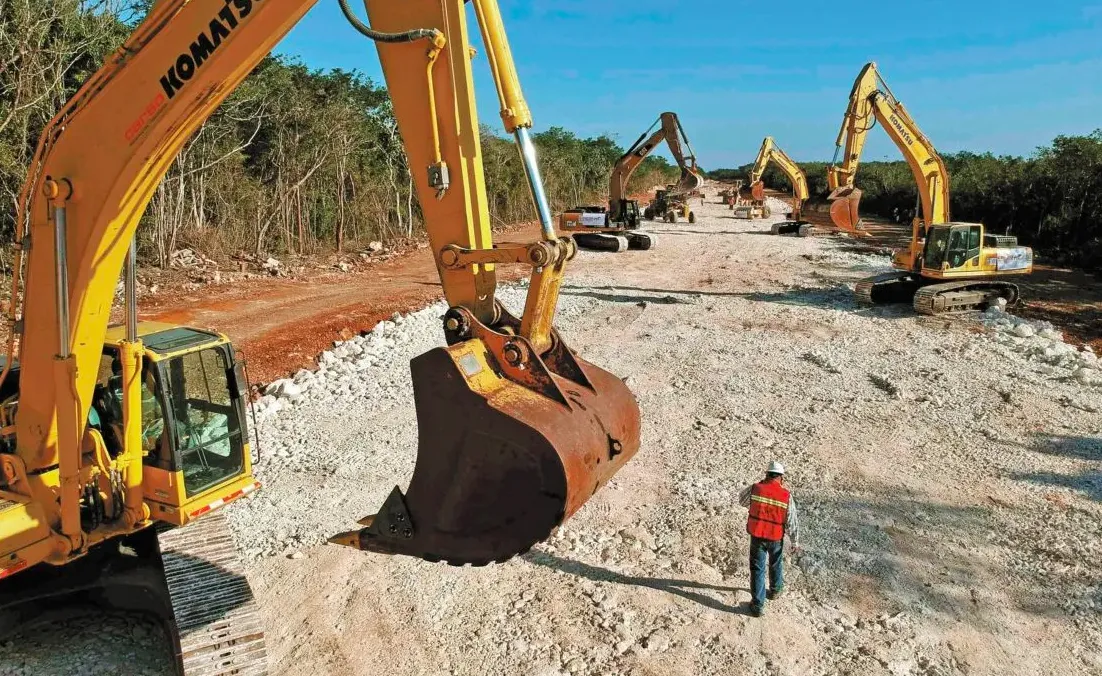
[161,2,255,99]
[125,94,167,143]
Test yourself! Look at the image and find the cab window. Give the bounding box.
[966,225,983,265]
[923,227,950,269]
[968,226,982,251]
[161,347,245,497]
[946,227,970,269]
[91,351,167,462]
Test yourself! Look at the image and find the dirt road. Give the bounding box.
[138,194,1102,388]
[2,197,1100,675]
[140,242,533,384]
[236,198,1100,676]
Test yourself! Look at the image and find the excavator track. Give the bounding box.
[912,280,1020,315]
[770,221,816,237]
[158,512,267,676]
[572,232,629,252]
[626,231,657,250]
[854,271,922,306]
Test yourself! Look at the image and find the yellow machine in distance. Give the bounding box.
[0,0,640,672]
[560,112,703,252]
[828,62,1033,314]
[737,136,815,237]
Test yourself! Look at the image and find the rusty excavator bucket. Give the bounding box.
[331,307,640,566]
[828,184,863,233]
[750,181,766,202]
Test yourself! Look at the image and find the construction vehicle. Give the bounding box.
[736,136,815,236]
[717,181,743,207]
[827,62,1033,314]
[645,183,703,224]
[0,0,640,673]
[560,112,703,251]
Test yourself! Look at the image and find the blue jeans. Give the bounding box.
[749,537,784,609]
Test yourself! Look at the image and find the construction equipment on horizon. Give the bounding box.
[736,136,815,237]
[559,112,704,252]
[828,62,1033,314]
[0,1,640,673]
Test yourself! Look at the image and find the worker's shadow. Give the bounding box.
[522,551,753,615]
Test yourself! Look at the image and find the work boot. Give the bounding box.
[767,587,785,600]
[750,604,764,618]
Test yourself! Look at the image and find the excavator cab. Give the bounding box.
[920,223,1033,279]
[97,323,258,526]
[922,224,979,272]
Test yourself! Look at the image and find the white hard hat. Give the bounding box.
[767,461,786,475]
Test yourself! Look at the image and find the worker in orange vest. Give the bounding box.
[739,461,800,617]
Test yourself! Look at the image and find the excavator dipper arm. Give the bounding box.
[6,0,639,573]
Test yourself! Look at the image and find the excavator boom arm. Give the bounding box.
[12,0,541,475]
[7,0,640,569]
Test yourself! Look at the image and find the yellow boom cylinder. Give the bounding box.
[118,339,149,527]
[470,0,533,132]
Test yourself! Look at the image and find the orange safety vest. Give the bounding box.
[746,479,790,541]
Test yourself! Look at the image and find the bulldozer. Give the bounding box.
[0,0,640,673]
[828,63,1033,314]
[559,112,704,251]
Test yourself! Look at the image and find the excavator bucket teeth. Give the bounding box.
[750,181,766,202]
[828,186,862,232]
[331,341,640,565]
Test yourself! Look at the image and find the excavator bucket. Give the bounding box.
[331,332,640,566]
[828,185,863,232]
[750,181,766,202]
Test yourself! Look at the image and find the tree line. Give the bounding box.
[0,2,678,266]
[710,132,1102,271]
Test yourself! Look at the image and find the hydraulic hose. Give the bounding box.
[337,0,443,43]
[338,0,449,196]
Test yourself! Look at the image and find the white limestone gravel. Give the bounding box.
[2,193,1099,675]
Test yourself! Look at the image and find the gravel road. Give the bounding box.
[2,195,1099,675]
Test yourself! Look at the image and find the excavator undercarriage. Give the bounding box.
[855,272,1021,315]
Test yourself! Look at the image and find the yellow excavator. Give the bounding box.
[0,0,640,672]
[828,63,1033,314]
[559,112,704,252]
[737,136,815,237]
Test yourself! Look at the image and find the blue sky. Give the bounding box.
[277,1,1102,169]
